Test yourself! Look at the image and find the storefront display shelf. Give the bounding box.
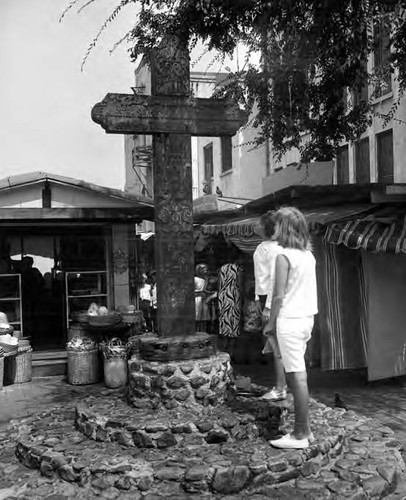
[0,274,23,335]
[65,271,109,329]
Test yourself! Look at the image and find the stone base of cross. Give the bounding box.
[92,35,247,362]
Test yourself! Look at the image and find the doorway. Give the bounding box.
[21,235,64,350]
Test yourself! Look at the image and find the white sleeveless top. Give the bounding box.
[253,240,282,297]
[279,248,318,318]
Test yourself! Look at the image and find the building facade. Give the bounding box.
[124,26,406,209]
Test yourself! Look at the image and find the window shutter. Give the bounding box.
[377,130,394,183]
[355,138,370,183]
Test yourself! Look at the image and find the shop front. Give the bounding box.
[0,226,110,351]
[0,172,153,375]
[196,184,406,381]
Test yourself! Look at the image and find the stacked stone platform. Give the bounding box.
[75,390,281,448]
[2,385,404,499]
[127,351,234,410]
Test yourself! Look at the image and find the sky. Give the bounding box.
[0,0,139,189]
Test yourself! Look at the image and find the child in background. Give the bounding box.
[194,263,213,332]
[149,271,157,333]
[263,207,318,449]
[139,273,152,331]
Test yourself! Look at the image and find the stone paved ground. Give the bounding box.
[237,362,406,451]
[238,361,406,500]
[0,370,405,499]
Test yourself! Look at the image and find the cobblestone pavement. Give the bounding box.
[236,361,406,451]
[0,369,405,499]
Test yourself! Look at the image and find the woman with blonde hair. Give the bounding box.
[262,207,318,449]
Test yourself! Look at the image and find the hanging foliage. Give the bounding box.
[63,0,406,161]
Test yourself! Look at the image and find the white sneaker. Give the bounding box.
[270,433,309,449]
[261,387,287,401]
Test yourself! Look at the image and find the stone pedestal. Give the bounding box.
[128,351,234,410]
[139,332,217,361]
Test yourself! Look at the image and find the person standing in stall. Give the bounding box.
[195,263,213,332]
[139,273,152,332]
[263,207,318,449]
[254,211,287,401]
[149,271,157,333]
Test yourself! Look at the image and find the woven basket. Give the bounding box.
[0,342,18,354]
[67,347,100,385]
[88,313,121,328]
[13,347,32,384]
[99,338,127,359]
[121,311,145,332]
[70,311,89,325]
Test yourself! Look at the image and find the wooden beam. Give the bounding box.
[92,94,248,136]
[0,207,154,221]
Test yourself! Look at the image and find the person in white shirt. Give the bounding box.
[139,273,152,331]
[263,207,318,450]
[149,271,157,332]
[253,211,287,402]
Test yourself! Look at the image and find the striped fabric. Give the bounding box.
[315,238,368,371]
[218,263,243,338]
[200,205,375,254]
[202,216,262,254]
[325,215,406,254]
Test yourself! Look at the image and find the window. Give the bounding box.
[377,129,394,183]
[203,142,213,194]
[337,145,350,184]
[353,60,369,107]
[373,15,392,97]
[221,136,232,173]
[355,137,370,183]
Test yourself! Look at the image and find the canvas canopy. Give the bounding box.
[200,204,376,254]
[325,213,406,254]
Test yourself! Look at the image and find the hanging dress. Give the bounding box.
[218,263,243,338]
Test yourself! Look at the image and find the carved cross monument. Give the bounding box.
[92,35,247,358]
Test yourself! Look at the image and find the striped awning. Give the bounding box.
[325,214,406,254]
[200,204,376,254]
[201,216,262,254]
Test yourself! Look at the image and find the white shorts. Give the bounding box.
[276,316,314,373]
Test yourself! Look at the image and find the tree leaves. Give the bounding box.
[65,0,406,161]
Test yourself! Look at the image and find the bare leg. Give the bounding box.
[269,335,287,390]
[286,371,311,439]
[274,355,287,390]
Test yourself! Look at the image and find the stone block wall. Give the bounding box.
[127,352,233,409]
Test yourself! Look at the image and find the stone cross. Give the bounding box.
[92,35,247,346]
